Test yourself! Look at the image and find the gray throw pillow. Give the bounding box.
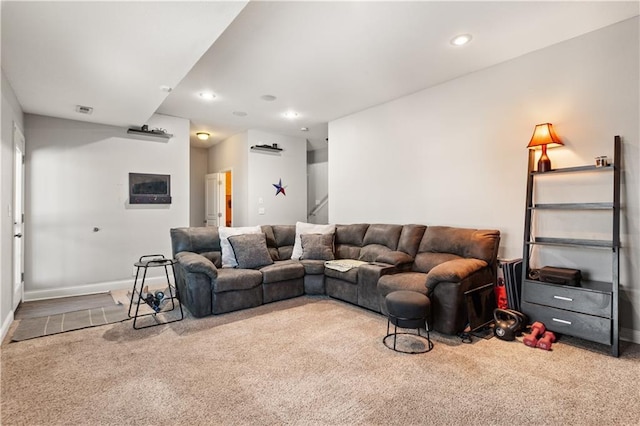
[228,233,274,269]
[301,233,335,261]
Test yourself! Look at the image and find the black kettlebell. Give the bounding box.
[493,308,526,341]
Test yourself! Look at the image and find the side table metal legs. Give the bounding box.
[128,254,184,329]
[383,316,434,354]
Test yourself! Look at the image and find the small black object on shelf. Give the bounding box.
[127,125,173,140]
[251,144,283,152]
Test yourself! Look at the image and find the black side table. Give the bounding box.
[128,254,184,329]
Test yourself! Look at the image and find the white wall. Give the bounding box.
[1,70,25,339]
[247,130,307,225]
[208,131,249,226]
[190,146,208,227]
[24,113,190,300]
[329,18,640,339]
[208,130,307,226]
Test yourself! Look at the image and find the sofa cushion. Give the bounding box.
[413,252,463,274]
[260,260,305,284]
[260,225,280,261]
[301,233,335,261]
[363,224,402,250]
[378,272,429,298]
[397,224,427,257]
[359,244,391,262]
[200,251,222,268]
[335,224,369,246]
[291,222,335,260]
[213,268,263,293]
[376,251,414,266]
[219,226,262,268]
[334,224,368,260]
[419,226,500,264]
[170,227,221,256]
[299,259,325,275]
[272,225,296,260]
[228,233,274,270]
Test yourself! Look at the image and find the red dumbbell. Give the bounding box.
[523,321,546,347]
[537,331,556,351]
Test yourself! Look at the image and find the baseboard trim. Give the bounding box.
[23,276,171,302]
[620,327,640,345]
[1,311,15,343]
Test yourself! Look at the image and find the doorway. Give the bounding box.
[224,170,232,227]
[13,123,25,310]
[205,170,232,227]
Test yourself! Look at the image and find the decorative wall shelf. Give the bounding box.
[127,128,173,141]
[251,144,283,153]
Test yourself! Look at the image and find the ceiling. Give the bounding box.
[3,2,638,152]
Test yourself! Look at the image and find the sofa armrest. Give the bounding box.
[425,258,488,294]
[375,251,414,267]
[175,251,218,280]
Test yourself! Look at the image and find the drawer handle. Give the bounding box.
[553,295,573,302]
[552,318,572,325]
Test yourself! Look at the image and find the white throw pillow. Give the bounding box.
[291,222,335,260]
[219,226,262,268]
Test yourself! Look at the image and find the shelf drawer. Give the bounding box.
[521,301,611,345]
[522,280,611,318]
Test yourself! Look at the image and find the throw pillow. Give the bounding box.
[291,222,335,260]
[228,233,274,269]
[301,233,335,261]
[219,225,262,268]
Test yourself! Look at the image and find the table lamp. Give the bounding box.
[527,123,563,172]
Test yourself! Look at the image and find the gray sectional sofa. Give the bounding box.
[170,223,500,335]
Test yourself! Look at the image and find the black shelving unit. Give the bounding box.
[521,136,621,357]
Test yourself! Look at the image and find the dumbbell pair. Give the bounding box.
[523,321,556,351]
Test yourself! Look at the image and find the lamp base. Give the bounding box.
[537,157,551,172]
[537,145,552,172]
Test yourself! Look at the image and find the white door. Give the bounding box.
[13,123,25,310]
[205,173,226,227]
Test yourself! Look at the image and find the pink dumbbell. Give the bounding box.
[536,331,556,351]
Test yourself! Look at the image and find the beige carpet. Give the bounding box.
[1,296,639,425]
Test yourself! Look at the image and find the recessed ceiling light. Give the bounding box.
[233,111,248,117]
[196,132,210,141]
[283,111,299,119]
[450,34,472,46]
[261,95,277,102]
[199,92,216,100]
[300,127,309,132]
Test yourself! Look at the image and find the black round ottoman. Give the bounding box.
[383,290,433,354]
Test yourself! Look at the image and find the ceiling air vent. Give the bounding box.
[75,105,93,115]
